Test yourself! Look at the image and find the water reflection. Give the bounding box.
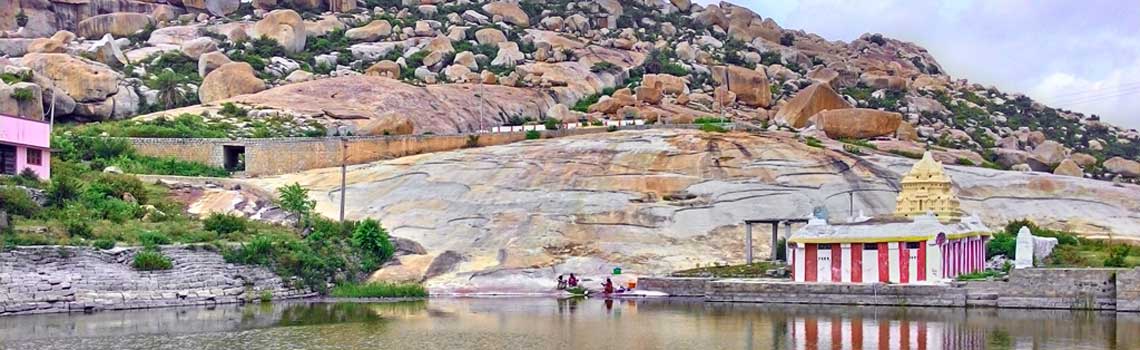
[0,299,1137,349]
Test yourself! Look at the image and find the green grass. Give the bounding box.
[672,262,786,278]
[330,282,428,298]
[804,136,824,148]
[888,149,924,159]
[955,269,1004,281]
[132,249,173,271]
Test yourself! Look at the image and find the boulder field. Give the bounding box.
[246,129,1140,294]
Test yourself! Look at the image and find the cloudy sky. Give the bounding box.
[694,0,1140,130]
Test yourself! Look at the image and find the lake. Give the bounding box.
[1,298,1138,349]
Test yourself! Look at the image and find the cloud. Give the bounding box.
[692,0,1140,129]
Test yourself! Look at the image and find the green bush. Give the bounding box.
[956,158,976,166]
[1104,245,1131,268]
[351,219,394,263]
[10,87,34,101]
[525,130,541,139]
[138,231,171,247]
[986,233,1016,259]
[204,213,249,235]
[699,123,727,133]
[132,249,173,271]
[278,183,316,227]
[330,282,427,298]
[590,61,620,73]
[93,238,116,250]
[0,187,40,218]
[47,176,82,207]
[90,173,148,204]
[66,221,93,238]
[804,136,823,148]
[543,118,560,131]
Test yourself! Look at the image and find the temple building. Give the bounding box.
[787,152,989,283]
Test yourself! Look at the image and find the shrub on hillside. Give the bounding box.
[525,130,541,139]
[204,213,249,235]
[132,249,173,271]
[93,238,116,250]
[138,231,171,247]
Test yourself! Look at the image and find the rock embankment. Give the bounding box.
[0,246,312,316]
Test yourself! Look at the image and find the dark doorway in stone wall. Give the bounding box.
[223,145,245,172]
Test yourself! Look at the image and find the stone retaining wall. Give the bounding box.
[640,267,1140,311]
[706,279,968,307]
[637,277,712,297]
[998,268,1120,310]
[0,246,313,316]
[127,128,611,177]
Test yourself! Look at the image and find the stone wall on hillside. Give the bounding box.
[128,128,611,177]
[0,246,312,316]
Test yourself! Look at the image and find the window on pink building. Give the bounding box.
[26,148,41,166]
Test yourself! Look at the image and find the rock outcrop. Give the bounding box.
[251,9,306,54]
[76,13,154,39]
[710,65,771,107]
[248,129,1140,293]
[816,108,902,139]
[198,62,266,103]
[775,83,850,128]
[482,2,529,28]
[21,53,120,103]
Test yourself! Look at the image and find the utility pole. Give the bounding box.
[478,81,485,133]
[339,135,347,225]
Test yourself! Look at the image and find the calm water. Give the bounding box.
[1,298,1138,350]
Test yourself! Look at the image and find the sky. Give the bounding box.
[694,0,1140,130]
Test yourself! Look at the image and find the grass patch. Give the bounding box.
[132,249,173,271]
[672,262,786,278]
[804,136,824,148]
[888,149,924,159]
[330,282,427,298]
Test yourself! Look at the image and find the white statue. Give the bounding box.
[1014,226,1034,269]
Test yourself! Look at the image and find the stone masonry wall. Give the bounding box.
[705,279,968,307]
[127,128,608,177]
[998,268,1120,310]
[1117,269,1140,312]
[0,246,313,316]
[637,277,712,297]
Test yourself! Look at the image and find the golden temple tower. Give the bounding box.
[894,151,963,221]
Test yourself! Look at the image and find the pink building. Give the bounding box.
[0,114,52,180]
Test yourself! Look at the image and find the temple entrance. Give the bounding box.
[223,145,245,172]
[0,144,16,175]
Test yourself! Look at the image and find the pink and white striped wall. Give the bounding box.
[789,237,987,284]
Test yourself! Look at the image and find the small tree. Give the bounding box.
[278,183,316,227]
[147,70,188,110]
[352,218,394,262]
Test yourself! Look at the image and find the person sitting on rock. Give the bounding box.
[556,275,567,290]
[567,274,579,288]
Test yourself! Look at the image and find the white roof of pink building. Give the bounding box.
[788,213,991,244]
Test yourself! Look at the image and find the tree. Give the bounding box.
[278,183,316,227]
[352,218,394,262]
[146,69,188,110]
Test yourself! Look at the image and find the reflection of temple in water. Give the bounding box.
[786,315,988,350]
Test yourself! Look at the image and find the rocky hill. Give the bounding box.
[245,129,1140,292]
[4,0,1140,182]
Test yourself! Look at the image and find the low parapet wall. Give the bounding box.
[127,128,612,177]
[706,279,968,307]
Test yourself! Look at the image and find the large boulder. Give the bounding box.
[670,0,692,12]
[306,16,346,38]
[774,83,850,128]
[180,37,217,59]
[815,108,902,139]
[1029,140,1067,168]
[365,60,400,78]
[251,10,306,54]
[198,51,232,78]
[1052,159,1083,178]
[482,2,529,27]
[1104,157,1140,178]
[199,62,266,103]
[76,13,154,39]
[642,74,689,95]
[22,53,120,103]
[859,71,906,91]
[425,35,454,54]
[87,34,128,68]
[710,65,771,107]
[358,112,414,135]
[182,0,241,16]
[992,148,1029,169]
[0,82,44,120]
[345,20,391,41]
[475,28,507,45]
[491,42,524,67]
